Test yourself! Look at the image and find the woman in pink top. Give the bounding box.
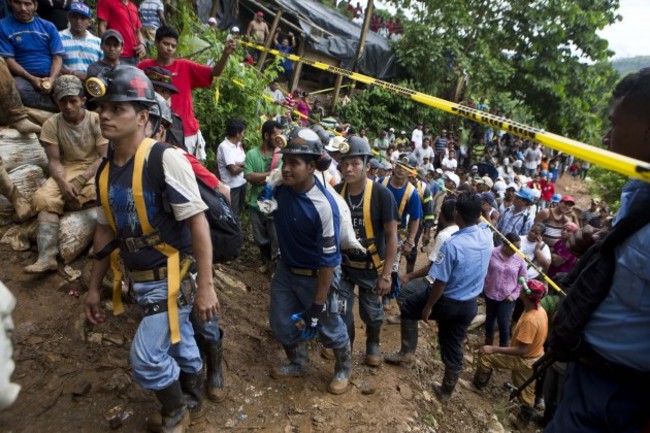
[295,90,311,126]
[547,222,578,277]
[483,232,527,346]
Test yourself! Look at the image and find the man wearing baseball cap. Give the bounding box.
[87,30,124,80]
[496,187,535,243]
[59,2,101,81]
[247,11,269,44]
[25,75,108,273]
[143,65,186,150]
[534,194,579,246]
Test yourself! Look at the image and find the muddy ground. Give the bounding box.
[0,175,589,433]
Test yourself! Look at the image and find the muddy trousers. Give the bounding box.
[0,58,29,124]
[477,352,539,407]
[130,279,202,391]
[269,261,348,349]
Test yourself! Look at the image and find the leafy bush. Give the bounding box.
[338,83,445,134]
[587,166,627,213]
[168,2,282,165]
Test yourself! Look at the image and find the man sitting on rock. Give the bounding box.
[0,0,64,112]
[25,75,107,273]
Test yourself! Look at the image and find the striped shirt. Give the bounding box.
[59,29,102,74]
[139,0,164,29]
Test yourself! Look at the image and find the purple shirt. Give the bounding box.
[483,246,527,301]
[547,239,577,277]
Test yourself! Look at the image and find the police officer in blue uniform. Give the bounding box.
[399,192,493,401]
[269,127,352,395]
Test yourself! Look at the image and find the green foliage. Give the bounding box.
[385,0,621,143]
[587,166,627,212]
[167,2,281,158]
[611,56,650,76]
[337,83,444,134]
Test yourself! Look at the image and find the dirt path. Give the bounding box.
[0,176,587,433]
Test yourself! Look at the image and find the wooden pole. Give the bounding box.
[257,11,282,69]
[331,74,344,111]
[290,36,305,92]
[352,0,373,73]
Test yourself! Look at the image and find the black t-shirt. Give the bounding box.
[97,153,194,270]
[335,181,399,262]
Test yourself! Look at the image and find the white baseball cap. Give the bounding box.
[443,172,460,188]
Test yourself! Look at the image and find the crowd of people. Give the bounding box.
[0,1,648,433]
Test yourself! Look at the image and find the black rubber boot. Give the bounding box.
[327,342,351,395]
[179,371,205,417]
[347,322,356,353]
[271,342,309,378]
[384,319,418,365]
[472,366,493,390]
[511,404,533,430]
[153,380,190,433]
[433,368,460,402]
[204,334,226,403]
[365,325,382,367]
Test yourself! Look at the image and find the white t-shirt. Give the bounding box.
[217,138,247,188]
[411,128,423,149]
[415,146,434,165]
[441,156,457,171]
[524,147,542,170]
[428,225,459,262]
[390,149,401,161]
[519,236,551,279]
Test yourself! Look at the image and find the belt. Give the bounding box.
[119,231,163,253]
[578,344,650,385]
[289,267,319,277]
[142,295,190,317]
[342,258,375,270]
[129,257,195,282]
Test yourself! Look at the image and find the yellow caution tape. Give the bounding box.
[480,216,566,296]
[241,40,650,183]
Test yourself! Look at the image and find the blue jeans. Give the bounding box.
[545,362,650,433]
[396,276,430,308]
[269,260,349,349]
[14,76,57,111]
[191,313,222,345]
[340,267,383,331]
[401,286,477,373]
[130,279,202,391]
[484,296,515,347]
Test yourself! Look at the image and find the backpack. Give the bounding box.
[96,139,242,344]
[147,142,242,263]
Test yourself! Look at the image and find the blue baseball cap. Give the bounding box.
[551,193,562,203]
[515,187,535,203]
[69,2,92,18]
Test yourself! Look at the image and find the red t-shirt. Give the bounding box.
[540,179,555,201]
[183,151,220,189]
[137,59,213,136]
[97,0,142,58]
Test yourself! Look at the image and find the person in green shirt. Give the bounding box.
[244,120,284,273]
[373,130,390,160]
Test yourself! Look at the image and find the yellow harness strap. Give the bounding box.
[340,179,384,273]
[382,177,414,239]
[416,181,424,201]
[98,165,124,315]
[98,138,183,344]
